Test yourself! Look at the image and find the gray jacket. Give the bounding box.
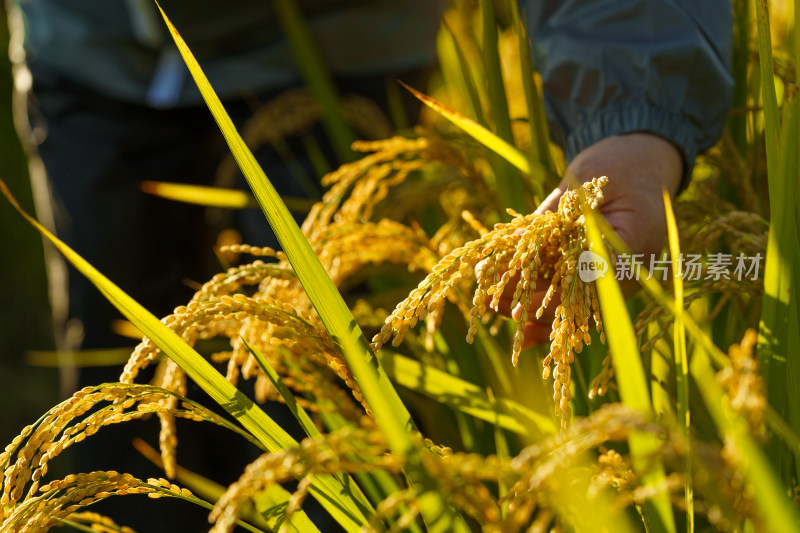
[526,1,732,184]
[22,0,733,179]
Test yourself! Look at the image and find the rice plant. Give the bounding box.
[1,0,799,532]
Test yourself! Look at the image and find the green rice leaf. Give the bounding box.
[663,191,693,533]
[754,0,786,382]
[754,0,780,181]
[479,0,513,146]
[754,0,800,483]
[507,0,557,198]
[141,180,256,208]
[378,350,556,436]
[439,18,487,126]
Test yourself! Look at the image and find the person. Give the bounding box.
[19,0,733,531]
[504,1,733,344]
[20,0,733,353]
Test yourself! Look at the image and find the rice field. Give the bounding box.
[1,1,799,532]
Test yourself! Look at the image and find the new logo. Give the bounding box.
[578,250,608,282]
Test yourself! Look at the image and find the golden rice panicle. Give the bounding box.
[185,292,371,414]
[209,428,396,533]
[0,383,250,523]
[313,219,440,287]
[371,212,533,351]
[120,257,291,384]
[501,403,650,529]
[149,359,187,480]
[259,336,368,422]
[420,450,507,528]
[369,178,608,431]
[334,159,425,226]
[593,448,636,492]
[372,178,608,381]
[122,275,373,418]
[303,135,430,240]
[3,471,155,532]
[716,329,766,440]
[588,353,614,399]
[62,511,137,533]
[1,385,141,515]
[304,129,487,243]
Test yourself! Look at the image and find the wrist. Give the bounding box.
[565,133,682,197]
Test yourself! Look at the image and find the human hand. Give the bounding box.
[494,132,683,348]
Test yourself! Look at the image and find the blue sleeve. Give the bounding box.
[523,0,734,187]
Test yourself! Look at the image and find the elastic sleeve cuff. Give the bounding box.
[564,100,699,192]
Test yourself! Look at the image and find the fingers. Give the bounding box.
[521,322,552,350]
[483,276,558,323]
[511,287,559,323]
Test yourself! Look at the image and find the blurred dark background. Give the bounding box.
[0,0,60,449]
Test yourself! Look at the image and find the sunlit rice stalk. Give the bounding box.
[776,94,800,481]
[663,191,693,532]
[153,5,469,530]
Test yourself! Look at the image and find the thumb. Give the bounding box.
[534,184,566,215]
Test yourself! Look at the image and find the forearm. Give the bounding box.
[522,0,734,187]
